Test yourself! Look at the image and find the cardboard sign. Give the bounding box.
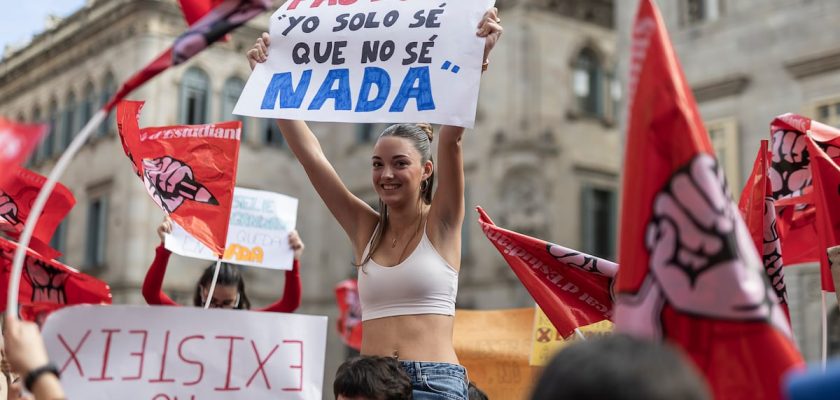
[234,0,494,128]
[529,305,612,367]
[42,305,327,400]
[166,187,298,270]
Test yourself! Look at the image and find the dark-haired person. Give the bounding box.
[247,8,502,399]
[530,334,710,400]
[334,356,412,400]
[142,216,302,311]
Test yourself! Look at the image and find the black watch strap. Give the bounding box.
[24,363,60,392]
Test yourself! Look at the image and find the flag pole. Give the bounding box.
[574,328,586,341]
[204,258,223,309]
[7,110,107,317]
[822,290,828,370]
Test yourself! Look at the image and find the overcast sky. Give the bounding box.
[0,0,85,55]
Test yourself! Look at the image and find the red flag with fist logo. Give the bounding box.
[806,137,840,293]
[477,207,615,338]
[616,1,803,398]
[0,118,47,188]
[335,279,363,351]
[117,100,240,256]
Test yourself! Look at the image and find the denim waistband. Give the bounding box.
[398,360,466,381]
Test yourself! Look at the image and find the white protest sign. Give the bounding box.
[234,0,494,128]
[42,305,327,400]
[166,187,298,270]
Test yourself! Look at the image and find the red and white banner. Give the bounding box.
[738,140,789,317]
[806,137,840,293]
[0,166,75,260]
[42,305,327,400]
[0,237,111,320]
[0,118,47,188]
[615,1,803,398]
[335,279,362,351]
[117,100,240,256]
[477,207,614,338]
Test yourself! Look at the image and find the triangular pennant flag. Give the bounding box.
[616,1,803,398]
[477,207,614,338]
[117,100,240,256]
[0,118,47,188]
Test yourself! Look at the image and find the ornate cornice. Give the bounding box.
[691,74,750,103]
[784,49,840,80]
[517,0,615,29]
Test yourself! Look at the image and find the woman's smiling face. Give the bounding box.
[372,136,430,208]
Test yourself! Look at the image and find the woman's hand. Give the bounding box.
[2,317,48,376]
[289,230,305,260]
[477,7,503,65]
[246,32,271,71]
[157,216,173,244]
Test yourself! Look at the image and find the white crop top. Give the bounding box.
[357,226,458,321]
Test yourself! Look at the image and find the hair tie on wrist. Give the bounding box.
[24,363,60,392]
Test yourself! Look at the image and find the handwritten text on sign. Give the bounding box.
[234,0,494,128]
[166,188,298,270]
[41,305,327,400]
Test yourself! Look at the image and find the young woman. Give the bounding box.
[247,8,502,399]
[142,216,303,311]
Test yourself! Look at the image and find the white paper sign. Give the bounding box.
[166,187,298,270]
[42,305,327,400]
[234,0,494,128]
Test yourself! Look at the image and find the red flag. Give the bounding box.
[117,100,240,256]
[335,279,363,351]
[806,137,840,292]
[0,118,47,188]
[616,1,803,398]
[768,114,840,265]
[0,166,75,260]
[738,140,789,317]
[104,0,270,111]
[477,207,614,338]
[178,0,225,25]
[0,237,111,318]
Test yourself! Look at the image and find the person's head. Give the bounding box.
[193,263,251,310]
[530,334,710,400]
[334,356,412,400]
[468,381,488,400]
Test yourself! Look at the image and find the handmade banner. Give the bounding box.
[616,1,803,399]
[335,279,362,350]
[165,188,298,270]
[0,118,47,188]
[529,305,612,367]
[476,207,614,338]
[117,100,240,256]
[738,140,789,317]
[768,113,840,265]
[234,0,493,128]
[0,237,111,316]
[0,166,75,260]
[42,305,327,400]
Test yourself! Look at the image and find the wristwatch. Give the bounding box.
[24,363,60,392]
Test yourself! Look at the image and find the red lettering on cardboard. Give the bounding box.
[214,335,244,391]
[149,330,175,383]
[90,329,121,381]
[281,340,303,392]
[246,340,279,389]
[178,335,206,386]
[58,330,92,377]
[123,330,149,381]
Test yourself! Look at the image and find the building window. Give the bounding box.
[86,196,108,268]
[815,98,840,128]
[180,67,210,124]
[581,185,617,261]
[262,119,284,148]
[50,221,68,262]
[572,47,603,118]
[45,99,59,159]
[707,118,740,194]
[221,77,247,140]
[681,0,721,26]
[80,82,95,139]
[99,72,116,136]
[31,106,43,164]
[356,124,377,144]
[60,91,77,153]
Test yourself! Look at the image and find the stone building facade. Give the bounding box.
[0,0,620,390]
[615,0,840,362]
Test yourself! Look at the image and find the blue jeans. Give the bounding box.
[399,361,468,400]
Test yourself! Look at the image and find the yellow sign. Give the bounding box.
[529,304,613,366]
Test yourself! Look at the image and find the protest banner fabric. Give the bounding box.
[335,279,362,351]
[615,1,803,399]
[235,0,493,128]
[738,140,789,317]
[453,308,537,400]
[529,305,612,367]
[42,305,327,400]
[767,114,840,266]
[806,138,840,294]
[165,188,298,270]
[117,100,240,256]
[0,237,111,317]
[477,207,614,338]
[178,0,223,25]
[0,166,75,260]
[0,118,47,188]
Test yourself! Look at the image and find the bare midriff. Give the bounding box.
[360,314,459,363]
